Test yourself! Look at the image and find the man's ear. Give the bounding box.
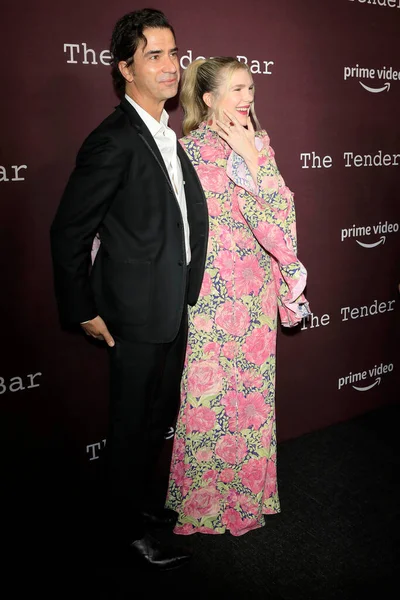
[202,92,213,109]
[118,60,134,84]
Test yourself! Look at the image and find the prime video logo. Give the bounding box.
[338,362,394,391]
[344,64,400,93]
[341,221,399,248]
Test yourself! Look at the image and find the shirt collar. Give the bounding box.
[125,94,169,137]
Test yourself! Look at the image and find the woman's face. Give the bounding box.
[208,68,255,127]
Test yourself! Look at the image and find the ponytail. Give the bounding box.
[181,59,208,136]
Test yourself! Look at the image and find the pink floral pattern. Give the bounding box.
[166,124,310,536]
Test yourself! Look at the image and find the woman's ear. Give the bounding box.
[202,92,213,109]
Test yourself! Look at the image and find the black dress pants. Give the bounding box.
[105,308,188,541]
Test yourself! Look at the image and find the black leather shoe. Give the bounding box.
[130,532,191,570]
[141,508,177,528]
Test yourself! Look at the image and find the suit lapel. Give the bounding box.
[119,99,207,210]
[119,99,174,192]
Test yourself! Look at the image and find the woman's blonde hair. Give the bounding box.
[181,57,261,136]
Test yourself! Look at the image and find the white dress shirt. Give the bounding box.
[125,95,191,265]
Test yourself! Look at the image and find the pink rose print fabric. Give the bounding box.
[166,124,310,536]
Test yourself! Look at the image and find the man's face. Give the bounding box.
[130,27,180,105]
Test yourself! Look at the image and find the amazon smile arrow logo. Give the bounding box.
[356,236,386,248]
[352,377,381,392]
[359,81,390,93]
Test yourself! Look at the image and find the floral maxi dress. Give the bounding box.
[166,124,310,536]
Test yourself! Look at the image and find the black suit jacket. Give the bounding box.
[50,99,208,343]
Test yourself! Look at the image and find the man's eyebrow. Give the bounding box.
[143,49,162,57]
[143,47,178,57]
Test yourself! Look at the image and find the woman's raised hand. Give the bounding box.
[216,109,258,163]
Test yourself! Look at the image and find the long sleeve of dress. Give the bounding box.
[226,132,310,327]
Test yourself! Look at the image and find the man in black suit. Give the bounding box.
[50,9,208,569]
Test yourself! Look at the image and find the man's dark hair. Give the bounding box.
[110,8,176,99]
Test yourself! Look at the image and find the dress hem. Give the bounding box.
[171,507,281,537]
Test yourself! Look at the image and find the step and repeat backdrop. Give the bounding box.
[1,0,399,475]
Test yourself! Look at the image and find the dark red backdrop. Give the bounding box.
[1,0,399,477]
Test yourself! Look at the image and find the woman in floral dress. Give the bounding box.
[166,57,310,536]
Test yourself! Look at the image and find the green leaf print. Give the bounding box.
[187,393,199,408]
[240,295,254,307]
[256,447,269,458]
[259,314,275,329]
[200,516,218,529]
[200,394,219,406]
[207,268,219,277]
[182,515,201,527]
